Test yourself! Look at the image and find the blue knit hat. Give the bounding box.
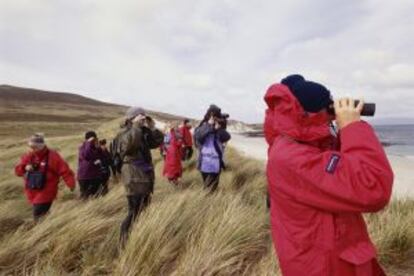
[281,74,305,91]
[290,81,333,113]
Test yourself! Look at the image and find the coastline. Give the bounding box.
[230,133,414,198]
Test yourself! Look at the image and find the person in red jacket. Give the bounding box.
[179,119,194,161]
[15,134,76,221]
[265,75,393,276]
[163,122,184,184]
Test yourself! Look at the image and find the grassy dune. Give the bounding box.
[0,118,413,275]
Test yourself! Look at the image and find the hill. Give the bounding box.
[0,85,119,106]
[0,84,253,141]
[0,85,188,148]
[0,85,125,145]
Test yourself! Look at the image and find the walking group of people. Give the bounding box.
[14,132,116,221]
[14,104,231,245]
[14,73,395,275]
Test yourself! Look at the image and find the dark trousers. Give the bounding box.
[182,146,194,161]
[79,179,102,199]
[120,194,151,246]
[100,176,110,196]
[201,172,220,193]
[33,202,52,221]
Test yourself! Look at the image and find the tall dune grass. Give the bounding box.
[0,119,412,275]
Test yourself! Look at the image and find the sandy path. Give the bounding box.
[230,133,414,198]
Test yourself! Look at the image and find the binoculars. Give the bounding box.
[327,100,376,117]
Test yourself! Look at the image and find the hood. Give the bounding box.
[264,84,332,147]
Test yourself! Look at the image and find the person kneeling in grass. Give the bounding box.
[15,134,76,222]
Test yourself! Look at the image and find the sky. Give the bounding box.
[1,0,414,123]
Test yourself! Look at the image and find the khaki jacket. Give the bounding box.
[116,122,164,195]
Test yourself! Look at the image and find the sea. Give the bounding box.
[240,124,414,159]
[374,124,414,158]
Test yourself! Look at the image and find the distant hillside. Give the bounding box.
[0,85,189,123]
[0,84,253,137]
[0,85,119,107]
[0,85,183,145]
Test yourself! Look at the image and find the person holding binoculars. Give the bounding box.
[113,107,164,247]
[265,75,393,276]
[194,104,231,193]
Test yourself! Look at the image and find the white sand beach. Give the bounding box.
[230,133,414,198]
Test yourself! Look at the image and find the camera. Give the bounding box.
[31,163,40,171]
[214,113,230,129]
[327,100,376,117]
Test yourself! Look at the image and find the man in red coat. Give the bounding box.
[179,119,194,161]
[265,75,393,276]
[15,134,76,221]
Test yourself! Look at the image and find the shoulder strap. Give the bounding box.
[44,151,50,183]
[45,150,50,169]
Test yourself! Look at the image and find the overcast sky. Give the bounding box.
[1,0,413,123]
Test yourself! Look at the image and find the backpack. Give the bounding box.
[27,151,49,190]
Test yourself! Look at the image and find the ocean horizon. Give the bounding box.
[374,124,414,158]
[239,124,414,158]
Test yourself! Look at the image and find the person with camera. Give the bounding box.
[179,119,194,161]
[15,134,76,221]
[163,121,184,185]
[194,105,231,192]
[114,107,164,246]
[77,131,105,199]
[264,75,393,276]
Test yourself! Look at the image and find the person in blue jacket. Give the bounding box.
[194,105,231,192]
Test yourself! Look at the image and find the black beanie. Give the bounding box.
[281,74,305,91]
[85,131,97,140]
[291,81,333,113]
[207,104,222,117]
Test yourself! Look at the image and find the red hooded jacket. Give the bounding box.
[15,147,76,204]
[163,129,184,180]
[264,84,393,276]
[179,125,193,147]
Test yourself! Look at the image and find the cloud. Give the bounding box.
[1,0,414,122]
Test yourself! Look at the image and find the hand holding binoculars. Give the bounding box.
[327,100,375,117]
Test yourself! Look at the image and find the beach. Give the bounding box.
[230,133,414,198]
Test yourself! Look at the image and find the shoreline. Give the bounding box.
[230,133,414,199]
